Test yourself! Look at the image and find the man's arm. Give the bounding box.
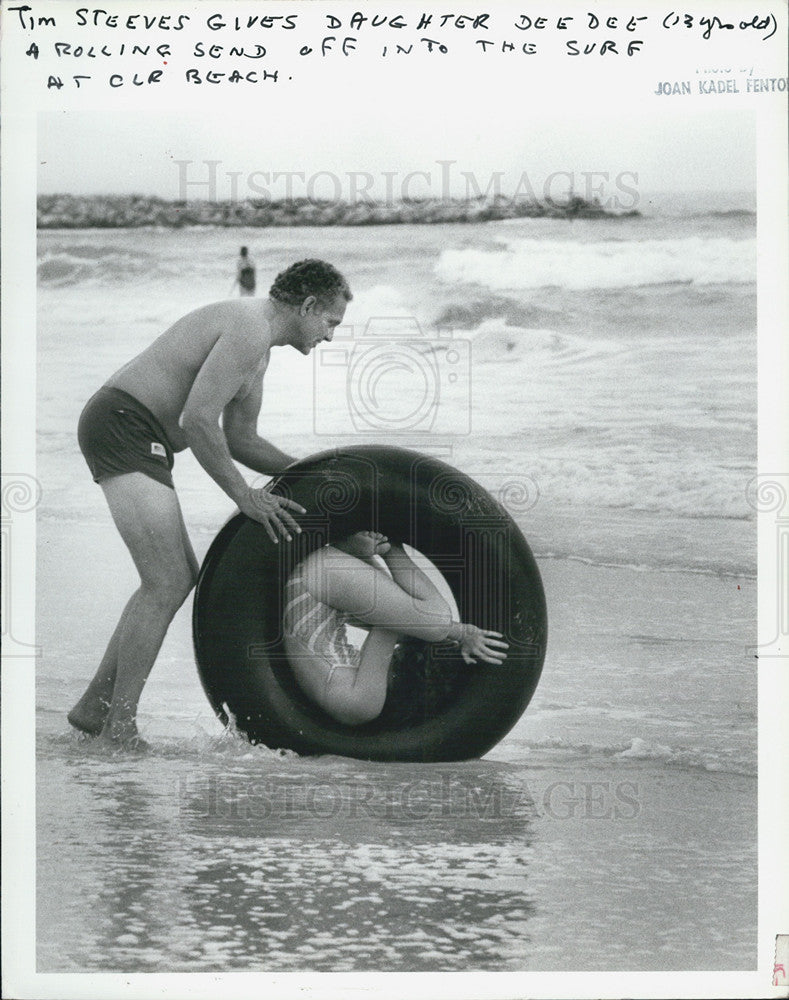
[223,377,296,476]
[180,326,303,540]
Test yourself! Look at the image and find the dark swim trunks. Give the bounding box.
[77,387,175,489]
[239,265,256,292]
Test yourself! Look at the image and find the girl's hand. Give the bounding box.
[458,625,509,665]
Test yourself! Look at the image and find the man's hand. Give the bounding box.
[238,485,306,543]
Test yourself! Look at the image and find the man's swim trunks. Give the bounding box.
[78,386,175,489]
[238,265,256,292]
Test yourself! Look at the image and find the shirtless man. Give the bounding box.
[68,259,352,749]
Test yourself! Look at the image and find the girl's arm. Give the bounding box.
[383,546,509,663]
[322,534,508,661]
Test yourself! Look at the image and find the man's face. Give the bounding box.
[297,294,347,354]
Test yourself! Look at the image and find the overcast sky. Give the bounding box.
[38,107,756,198]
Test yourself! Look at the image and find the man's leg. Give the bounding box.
[69,472,198,747]
[67,591,138,734]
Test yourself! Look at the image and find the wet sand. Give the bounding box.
[35,517,757,972]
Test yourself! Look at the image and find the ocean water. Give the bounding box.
[37,189,757,576]
[34,190,758,971]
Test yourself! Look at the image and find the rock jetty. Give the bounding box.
[37,193,639,229]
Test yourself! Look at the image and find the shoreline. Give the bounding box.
[34,517,757,970]
[36,517,756,767]
[35,504,757,582]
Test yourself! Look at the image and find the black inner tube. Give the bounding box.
[193,445,547,762]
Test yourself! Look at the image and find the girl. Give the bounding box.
[283,531,508,725]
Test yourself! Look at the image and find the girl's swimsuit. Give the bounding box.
[282,565,361,690]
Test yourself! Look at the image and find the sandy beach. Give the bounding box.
[32,207,758,972]
[36,517,756,971]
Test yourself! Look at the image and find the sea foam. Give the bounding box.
[435,236,755,291]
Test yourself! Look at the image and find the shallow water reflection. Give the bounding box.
[37,742,536,971]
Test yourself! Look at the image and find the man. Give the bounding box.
[234,245,256,296]
[69,259,352,749]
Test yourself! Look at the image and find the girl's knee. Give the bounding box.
[425,592,451,619]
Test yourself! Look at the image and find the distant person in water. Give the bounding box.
[284,530,508,725]
[70,259,352,749]
[234,246,256,296]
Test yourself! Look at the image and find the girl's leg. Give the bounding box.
[286,628,399,726]
[326,627,400,725]
[303,548,452,642]
[379,544,445,603]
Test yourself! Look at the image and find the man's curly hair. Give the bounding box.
[269,259,352,307]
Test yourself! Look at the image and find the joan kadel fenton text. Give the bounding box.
[655,76,788,95]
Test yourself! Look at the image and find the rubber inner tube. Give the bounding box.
[193,445,547,762]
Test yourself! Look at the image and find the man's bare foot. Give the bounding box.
[93,720,150,752]
[92,732,151,753]
[67,698,110,736]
